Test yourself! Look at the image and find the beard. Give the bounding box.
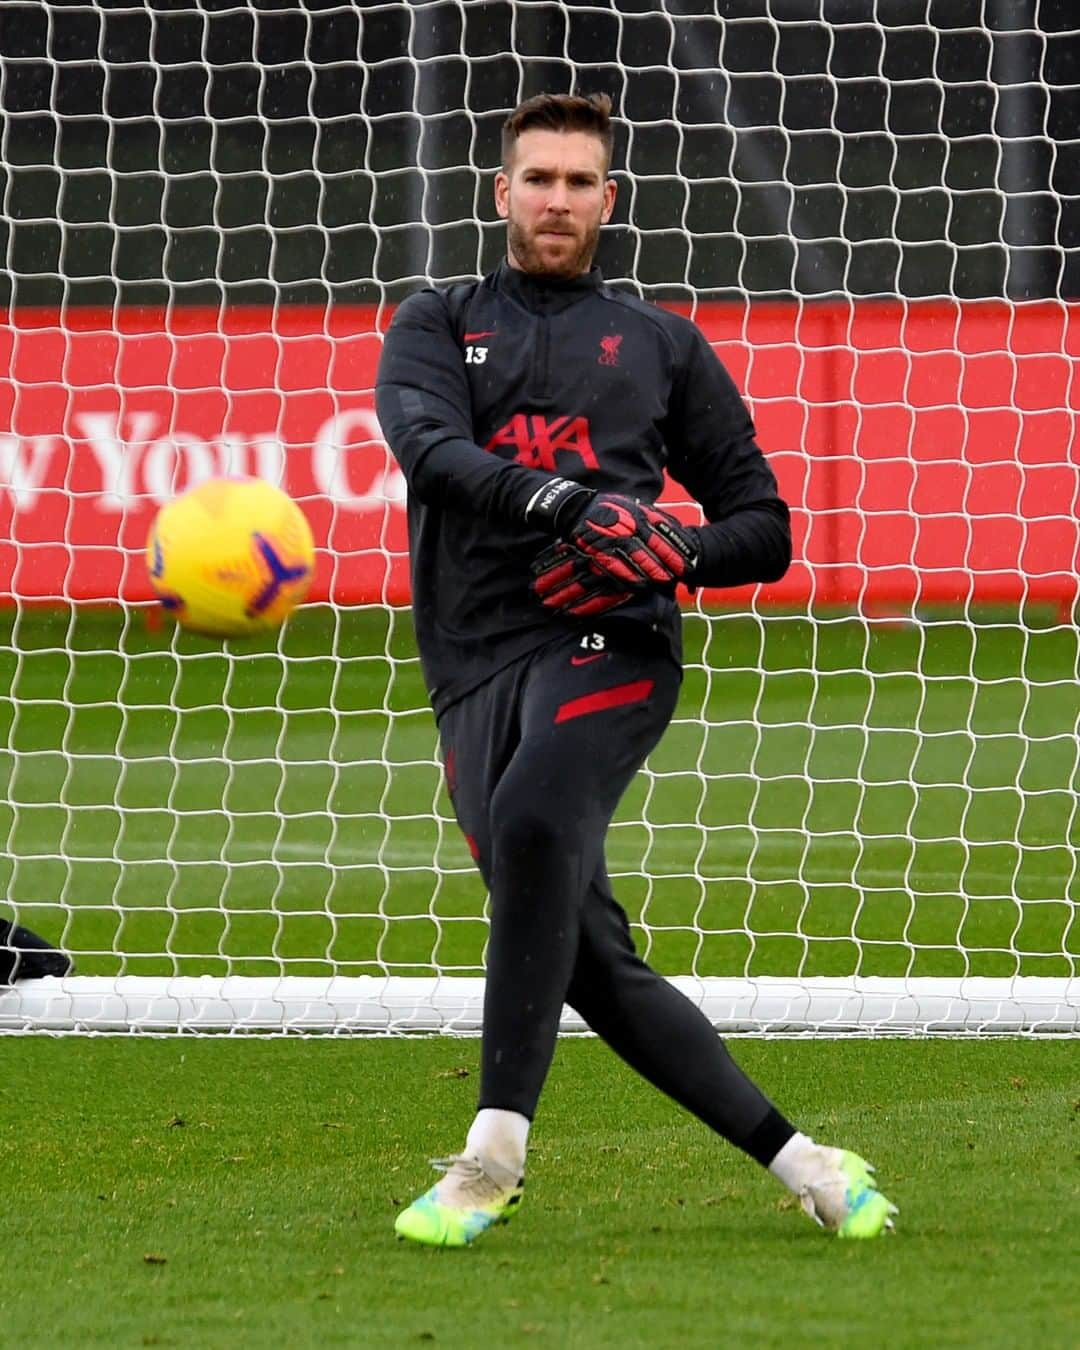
[506,215,601,278]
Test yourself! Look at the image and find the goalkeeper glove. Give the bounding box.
[525,477,699,588]
[530,540,634,618]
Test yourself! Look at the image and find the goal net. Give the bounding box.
[1,1,1077,1035]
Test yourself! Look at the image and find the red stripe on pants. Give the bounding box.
[554,678,655,725]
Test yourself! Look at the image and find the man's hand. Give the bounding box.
[525,477,699,589]
[530,541,634,618]
[564,494,699,588]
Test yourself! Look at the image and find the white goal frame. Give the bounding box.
[2,975,1077,1036]
[2,3,1078,1037]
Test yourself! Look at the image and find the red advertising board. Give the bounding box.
[1,302,1077,611]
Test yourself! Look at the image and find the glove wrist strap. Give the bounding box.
[524,477,594,532]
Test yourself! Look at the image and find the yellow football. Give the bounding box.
[146,477,315,637]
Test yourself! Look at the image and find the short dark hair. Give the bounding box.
[501,92,614,172]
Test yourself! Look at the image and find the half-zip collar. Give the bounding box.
[492,259,603,314]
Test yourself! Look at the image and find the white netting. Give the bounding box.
[0,1,1077,1034]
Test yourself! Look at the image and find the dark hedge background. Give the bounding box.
[1,0,1077,306]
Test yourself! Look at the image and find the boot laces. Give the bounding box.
[429,1154,506,1206]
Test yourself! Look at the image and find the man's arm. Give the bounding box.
[375,290,558,525]
[663,326,792,588]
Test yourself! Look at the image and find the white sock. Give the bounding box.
[465,1108,530,1178]
[767,1131,818,1194]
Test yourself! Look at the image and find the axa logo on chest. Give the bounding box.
[484,413,597,472]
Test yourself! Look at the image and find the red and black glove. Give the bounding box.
[525,477,699,589]
[567,493,699,588]
[530,540,634,618]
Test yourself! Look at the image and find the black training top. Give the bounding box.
[375,260,791,717]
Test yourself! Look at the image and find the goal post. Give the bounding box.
[1,975,1076,1036]
[1,2,1078,1036]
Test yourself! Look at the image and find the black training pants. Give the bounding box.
[438,626,791,1161]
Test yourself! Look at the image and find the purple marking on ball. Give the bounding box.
[246,533,310,616]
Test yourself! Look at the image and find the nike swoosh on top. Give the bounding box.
[570,653,605,666]
[463,330,497,341]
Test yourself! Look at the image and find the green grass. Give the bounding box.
[2,607,1077,1347]
[1,1035,1076,1349]
[1,604,1077,980]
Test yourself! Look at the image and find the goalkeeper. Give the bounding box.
[375,91,896,1247]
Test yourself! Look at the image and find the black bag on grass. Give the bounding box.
[0,918,74,983]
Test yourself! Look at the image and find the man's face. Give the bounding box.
[495,129,616,278]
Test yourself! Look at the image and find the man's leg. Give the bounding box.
[476,633,681,1122]
[565,872,792,1163]
[396,632,681,1245]
[394,661,528,1246]
[564,871,897,1237]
